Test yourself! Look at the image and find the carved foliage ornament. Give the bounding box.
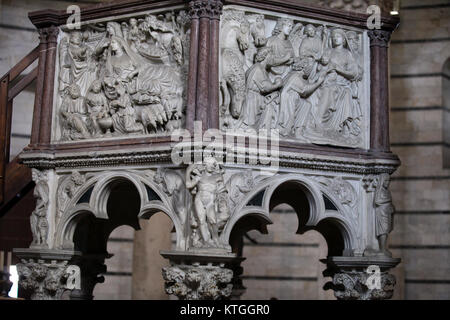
[220,9,366,148]
[56,10,190,141]
[327,270,396,300]
[162,265,233,300]
[189,0,223,20]
[16,259,80,300]
[368,29,391,48]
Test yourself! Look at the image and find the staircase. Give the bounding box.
[0,46,40,255]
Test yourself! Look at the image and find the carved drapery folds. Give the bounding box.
[162,264,233,300]
[219,8,368,148]
[55,10,190,141]
[363,173,395,257]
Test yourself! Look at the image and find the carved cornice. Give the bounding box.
[19,146,400,175]
[368,29,391,47]
[189,0,223,20]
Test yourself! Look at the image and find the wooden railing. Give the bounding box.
[0,46,39,207]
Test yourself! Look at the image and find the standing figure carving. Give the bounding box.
[373,173,394,257]
[239,47,283,129]
[266,18,294,80]
[30,170,49,248]
[186,157,229,249]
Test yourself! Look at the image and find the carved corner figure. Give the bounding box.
[186,157,230,250]
[30,170,50,249]
[364,173,394,257]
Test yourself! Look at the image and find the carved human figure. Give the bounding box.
[30,171,49,248]
[122,18,143,53]
[316,28,361,136]
[239,47,283,129]
[220,10,251,119]
[278,58,327,137]
[85,80,111,135]
[107,36,141,83]
[373,173,394,257]
[59,31,96,95]
[95,22,126,79]
[154,168,187,226]
[186,157,228,248]
[60,84,90,140]
[299,24,324,62]
[103,77,144,135]
[226,170,254,208]
[266,18,294,79]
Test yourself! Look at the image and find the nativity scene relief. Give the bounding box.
[220,9,366,148]
[56,10,190,141]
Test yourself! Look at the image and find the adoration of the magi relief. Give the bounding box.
[219,8,368,148]
[55,10,190,141]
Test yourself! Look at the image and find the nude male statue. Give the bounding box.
[186,157,227,248]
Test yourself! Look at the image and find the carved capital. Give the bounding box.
[189,0,223,20]
[162,264,233,300]
[37,28,48,44]
[0,271,13,297]
[326,270,396,300]
[41,26,59,45]
[16,259,78,300]
[368,29,391,48]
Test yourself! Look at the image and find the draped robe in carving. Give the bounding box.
[317,47,361,134]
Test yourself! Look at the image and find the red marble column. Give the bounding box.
[38,26,59,145]
[187,0,223,131]
[30,29,48,146]
[369,29,392,153]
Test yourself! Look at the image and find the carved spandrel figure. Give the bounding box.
[266,18,294,80]
[278,58,327,137]
[186,157,228,248]
[373,173,394,257]
[315,28,361,137]
[239,47,283,129]
[85,80,111,136]
[30,171,49,248]
[60,83,90,140]
[154,168,188,226]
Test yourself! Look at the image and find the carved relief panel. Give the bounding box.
[219,6,370,149]
[52,8,190,142]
